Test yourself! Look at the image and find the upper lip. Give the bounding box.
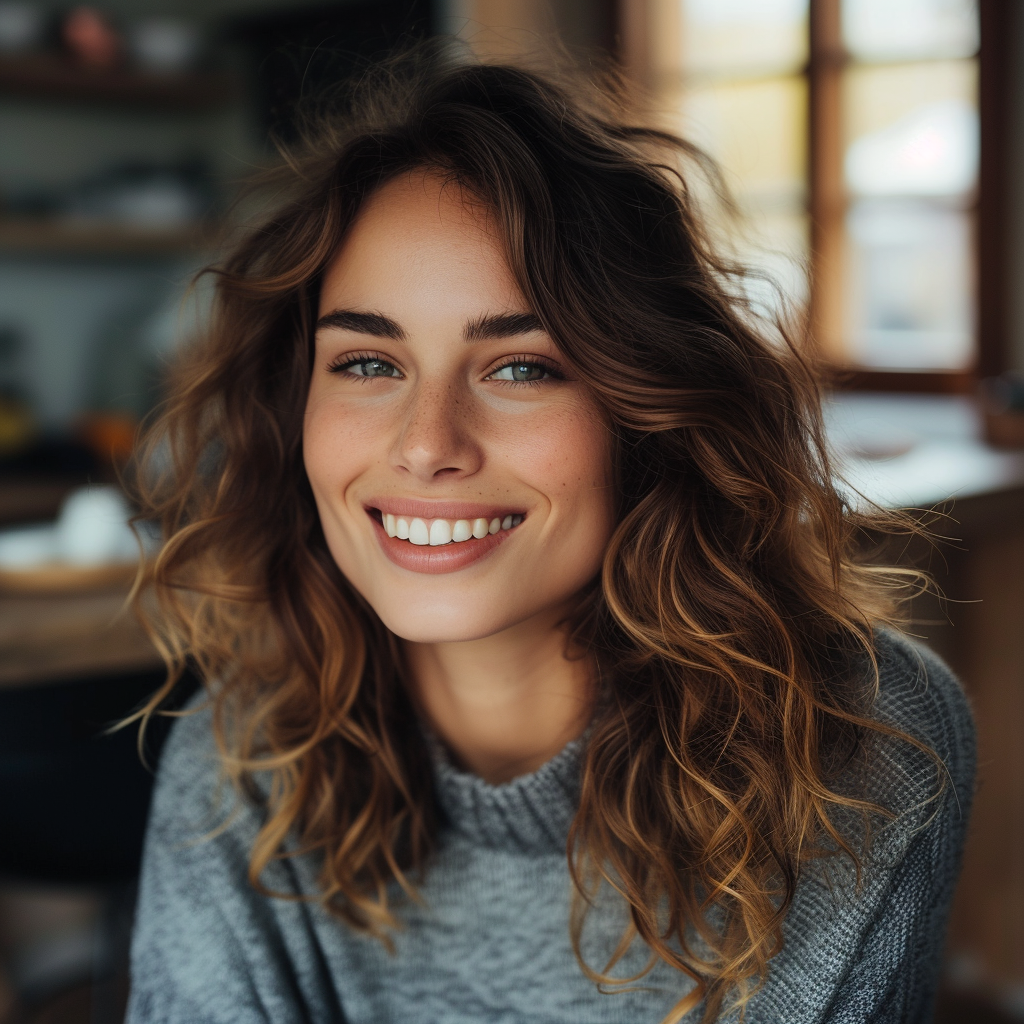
[364,498,526,521]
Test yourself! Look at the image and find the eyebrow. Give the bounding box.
[314,308,544,343]
[314,310,405,340]
[463,311,544,341]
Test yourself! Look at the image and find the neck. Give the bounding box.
[403,606,594,784]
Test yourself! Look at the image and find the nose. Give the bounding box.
[390,379,484,482]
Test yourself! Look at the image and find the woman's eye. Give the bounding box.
[488,362,552,383]
[334,358,401,378]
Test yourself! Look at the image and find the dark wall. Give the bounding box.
[230,0,435,144]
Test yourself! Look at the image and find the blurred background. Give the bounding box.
[0,1,1021,1022]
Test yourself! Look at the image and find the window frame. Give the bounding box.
[618,0,1002,392]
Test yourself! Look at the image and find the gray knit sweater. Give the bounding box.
[127,631,974,1023]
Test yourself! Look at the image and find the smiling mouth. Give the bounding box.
[370,509,524,546]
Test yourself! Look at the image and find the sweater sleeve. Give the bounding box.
[819,636,976,1024]
[819,789,968,1023]
[747,631,975,1024]
[125,703,344,1024]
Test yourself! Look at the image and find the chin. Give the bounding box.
[370,599,524,645]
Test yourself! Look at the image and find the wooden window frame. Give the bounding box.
[617,0,1005,393]
[975,0,1013,380]
[810,0,993,393]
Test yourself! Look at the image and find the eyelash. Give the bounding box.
[326,351,398,380]
[487,355,565,386]
[325,352,566,386]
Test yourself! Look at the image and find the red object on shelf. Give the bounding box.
[62,7,123,70]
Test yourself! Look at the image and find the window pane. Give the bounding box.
[843,60,977,196]
[675,76,807,210]
[842,0,978,62]
[736,211,810,319]
[844,199,972,369]
[681,0,808,79]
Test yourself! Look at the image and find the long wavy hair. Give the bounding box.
[132,50,932,1023]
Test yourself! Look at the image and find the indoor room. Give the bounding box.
[0,1,1020,1022]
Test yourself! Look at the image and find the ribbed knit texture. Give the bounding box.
[426,729,584,853]
[127,630,974,1023]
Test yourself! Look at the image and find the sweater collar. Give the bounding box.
[427,732,585,854]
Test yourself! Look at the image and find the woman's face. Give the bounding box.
[304,171,615,643]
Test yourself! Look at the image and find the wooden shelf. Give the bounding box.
[0,53,234,110]
[0,219,221,256]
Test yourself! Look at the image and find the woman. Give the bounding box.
[127,53,974,1024]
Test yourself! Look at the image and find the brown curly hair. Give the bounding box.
[131,48,933,1023]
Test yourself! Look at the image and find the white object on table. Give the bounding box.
[0,486,144,571]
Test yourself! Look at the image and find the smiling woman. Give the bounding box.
[125,49,974,1024]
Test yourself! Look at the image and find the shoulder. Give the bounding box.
[830,626,977,874]
[140,691,291,912]
[154,692,218,789]
[130,696,325,1022]
[868,627,976,809]
[147,694,242,846]
[753,633,976,1023]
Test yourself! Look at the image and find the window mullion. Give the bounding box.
[808,0,845,365]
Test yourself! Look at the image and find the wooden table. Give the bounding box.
[0,587,161,689]
[0,478,163,688]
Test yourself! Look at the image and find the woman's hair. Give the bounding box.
[132,48,932,1023]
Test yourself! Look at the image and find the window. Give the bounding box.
[623,0,981,385]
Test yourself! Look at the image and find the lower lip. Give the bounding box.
[371,515,514,574]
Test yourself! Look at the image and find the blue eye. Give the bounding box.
[489,362,552,382]
[333,358,401,378]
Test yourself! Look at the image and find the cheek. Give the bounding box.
[302,398,376,580]
[511,402,614,531]
[302,393,378,492]
[302,405,339,494]
[520,411,613,606]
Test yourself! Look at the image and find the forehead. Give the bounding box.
[318,170,521,316]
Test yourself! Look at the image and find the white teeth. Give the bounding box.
[382,512,523,544]
[429,519,452,546]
